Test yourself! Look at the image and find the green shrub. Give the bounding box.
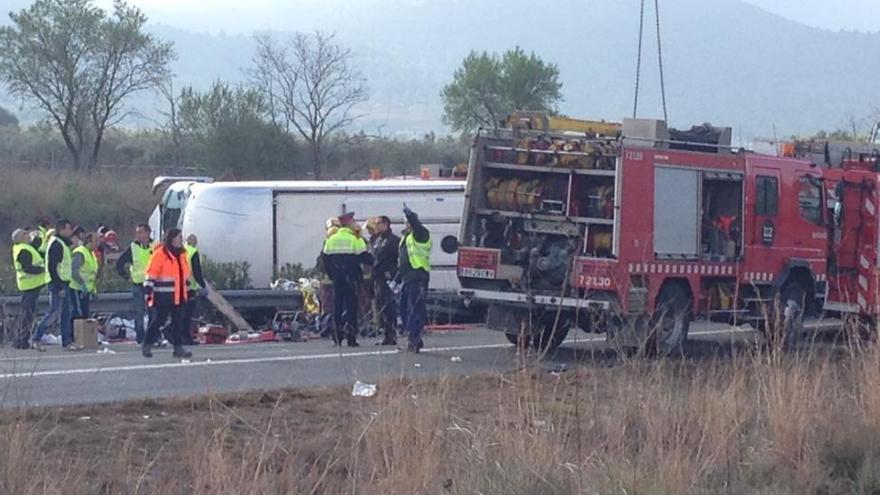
[202,258,252,289]
[275,262,319,281]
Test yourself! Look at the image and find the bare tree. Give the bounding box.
[156,76,184,168]
[0,0,173,170]
[252,31,368,178]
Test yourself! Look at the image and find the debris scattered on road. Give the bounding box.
[549,363,568,376]
[159,411,168,417]
[78,416,91,421]
[352,381,377,397]
[142,415,150,420]
[414,363,422,368]
[96,346,116,354]
[180,359,191,364]
[450,356,462,363]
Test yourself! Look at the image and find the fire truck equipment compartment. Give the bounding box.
[654,167,700,258]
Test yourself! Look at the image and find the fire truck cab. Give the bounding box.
[455,116,827,352]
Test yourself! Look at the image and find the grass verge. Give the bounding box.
[3,341,880,493]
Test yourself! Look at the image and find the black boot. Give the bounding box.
[172,345,192,359]
[142,343,153,358]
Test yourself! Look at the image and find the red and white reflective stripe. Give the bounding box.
[859,275,869,292]
[628,263,735,276]
[865,198,877,217]
[816,273,826,282]
[858,293,868,311]
[745,272,774,283]
[861,255,871,270]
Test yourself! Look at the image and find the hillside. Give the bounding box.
[3,0,880,139]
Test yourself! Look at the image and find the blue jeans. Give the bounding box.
[132,284,147,344]
[33,284,73,346]
[400,279,428,346]
[72,290,91,319]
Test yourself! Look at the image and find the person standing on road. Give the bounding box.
[182,234,206,345]
[142,228,192,359]
[116,224,156,345]
[398,206,432,353]
[35,216,53,255]
[370,216,400,346]
[71,232,101,320]
[32,219,82,351]
[12,229,48,350]
[322,212,372,347]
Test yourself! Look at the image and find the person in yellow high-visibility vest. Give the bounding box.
[34,216,54,255]
[33,219,81,351]
[182,234,207,345]
[71,232,101,320]
[11,228,48,350]
[116,224,156,345]
[398,206,432,353]
[321,212,372,347]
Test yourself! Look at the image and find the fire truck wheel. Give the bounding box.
[649,284,691,356]
[778,282,806,350]
[505,332,528,347]
[532,315,571,352]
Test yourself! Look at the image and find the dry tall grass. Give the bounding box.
[3,343,880,494]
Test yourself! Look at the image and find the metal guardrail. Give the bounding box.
[0,289,301,318]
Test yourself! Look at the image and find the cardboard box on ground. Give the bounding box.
[74,319,101,349]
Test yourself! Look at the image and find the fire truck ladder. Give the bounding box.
[851,179,875,313]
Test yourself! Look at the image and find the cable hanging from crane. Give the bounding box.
[632,0,668,122]
[654,0,668,122]
[632,0,645,119]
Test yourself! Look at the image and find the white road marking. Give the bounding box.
[0,321,841,380]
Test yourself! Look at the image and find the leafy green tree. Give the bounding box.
[0,106,18,127]
[441,47,563,133]
[0,0,173,170]
[178,81,299,178]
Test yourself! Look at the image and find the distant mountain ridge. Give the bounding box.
[3,0,880,139]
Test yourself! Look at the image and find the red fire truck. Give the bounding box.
[792,136,880,323]
[453,115,828,352]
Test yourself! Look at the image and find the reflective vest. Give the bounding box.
[184,244,200,291]
[12,243,49,291]
[70,245,98,294]
[402,232,432,272]
[130,242,153,284]
[322,227,367,255]
[145,246,191,306]
[37,226,53,254]
[47,236,72,283]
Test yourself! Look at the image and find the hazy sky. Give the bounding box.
[91,0,880,34]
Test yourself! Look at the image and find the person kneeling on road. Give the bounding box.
[142,228,193,359]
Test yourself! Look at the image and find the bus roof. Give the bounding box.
[188,179,466,193]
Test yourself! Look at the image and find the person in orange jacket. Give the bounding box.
[142,228,192,359]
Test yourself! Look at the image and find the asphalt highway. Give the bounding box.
[0,320,843,409]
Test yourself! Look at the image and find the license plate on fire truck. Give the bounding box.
[459,267,496,279]
[458,248,500,279]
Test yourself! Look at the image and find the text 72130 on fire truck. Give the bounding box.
[451,114,827,353]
